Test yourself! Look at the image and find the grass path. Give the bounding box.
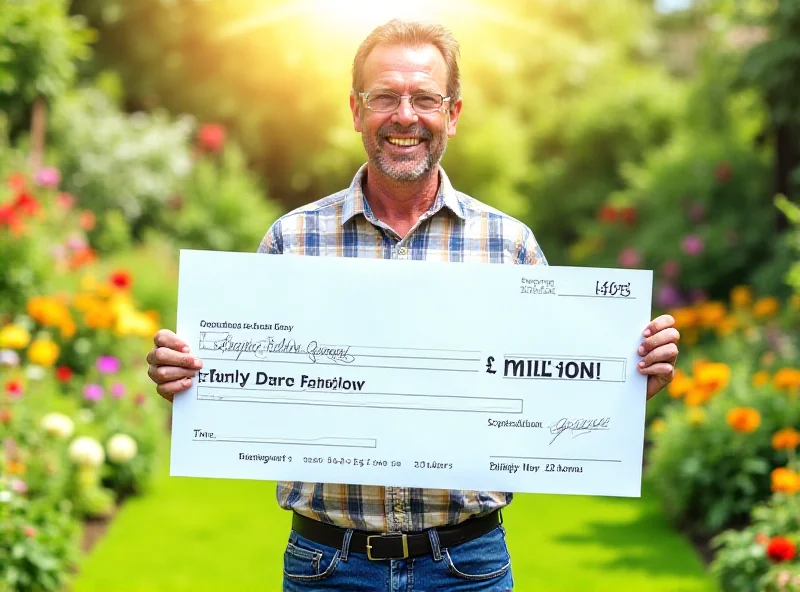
[73,459,714,592]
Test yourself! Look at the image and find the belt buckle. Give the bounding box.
[366,533,409,560]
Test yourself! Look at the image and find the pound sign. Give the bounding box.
[486,356,497,374]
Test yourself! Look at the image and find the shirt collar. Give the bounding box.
[341,163,466,226]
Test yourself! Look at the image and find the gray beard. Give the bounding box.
[361,125,448,182]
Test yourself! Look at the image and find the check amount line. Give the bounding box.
[489,456,622,463]
[558,294,637,299]
[200,357,478,373]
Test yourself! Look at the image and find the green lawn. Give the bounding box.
[73,459,714,592]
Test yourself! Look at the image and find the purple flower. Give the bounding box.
[689,288,707,303]
[661,260,680,280]
[110,382,126,399]
[657,284,683,308]
[96,356,120,374]
[83,384,104,401]
[681,235,704,256]
[618,248,641,268]
[34,167,61,188]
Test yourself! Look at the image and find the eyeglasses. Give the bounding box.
[359,90,451,114]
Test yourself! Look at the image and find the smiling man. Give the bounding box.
[146,19,680,591]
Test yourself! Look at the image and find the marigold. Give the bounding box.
[752,371,770,388]
[694,362,731,394]
[773,368,800,391]
[766,537,796,563]
[730,285,753,308]
[84,307,115,330]
[771,467,800,494]
[6,460,25,475]
[716,316,738,336]
[753,297,780,318]
[668,307,698,330]
[685,386,712,406]
[0,324,31,350]
[26,296,71,328]
[27,339,60,367]
[726,407,761,433]
[698,302,727,328]
[772,428,800,451]
[668,369,692,398]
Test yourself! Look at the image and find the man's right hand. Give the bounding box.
[146,329,203,402]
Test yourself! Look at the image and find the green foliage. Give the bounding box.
[777,195,800,295]
[711,494,800,592]
[0,493,78,592]
[0,0,94,134]
[48,86,194,240]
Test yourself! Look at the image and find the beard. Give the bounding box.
[362,121,448,182]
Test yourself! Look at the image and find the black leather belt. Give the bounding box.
[292,510,502,561]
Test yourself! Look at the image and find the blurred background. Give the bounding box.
[1,0,799,591]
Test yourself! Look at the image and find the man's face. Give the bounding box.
[350,44,462,182]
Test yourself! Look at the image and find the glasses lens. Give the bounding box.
[411,94,442,113]
[367,92,399,112]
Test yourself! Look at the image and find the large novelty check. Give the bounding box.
[170,250,653,497]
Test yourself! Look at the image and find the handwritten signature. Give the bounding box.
[549,417,611,444]
[204,334,355,364]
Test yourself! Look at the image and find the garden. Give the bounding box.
[1,0,799,590]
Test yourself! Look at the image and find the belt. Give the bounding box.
[291,510,502,561]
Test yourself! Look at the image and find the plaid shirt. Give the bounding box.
[258,164,547,532]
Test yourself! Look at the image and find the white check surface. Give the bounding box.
[171,250,652,497]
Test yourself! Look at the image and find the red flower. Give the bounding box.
[0,205,20,228]
[56,366,73,382]
[7,173,26,192]
[714,162,733,183]
[13,192,40,216]
[598,205,617,223]
[109,270,133,290]
[197,123,226,153]
[620,206,637,226]
[5,380,23,398]
[766,537,797,563]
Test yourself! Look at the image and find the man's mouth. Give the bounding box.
[385,136,423,147]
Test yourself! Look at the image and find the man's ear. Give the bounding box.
[446,98,463,138]
[350,91,362,133]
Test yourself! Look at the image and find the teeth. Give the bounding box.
[387,137,421,146]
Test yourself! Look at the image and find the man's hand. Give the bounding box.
[146,329,203,402]
[638,314,679,400]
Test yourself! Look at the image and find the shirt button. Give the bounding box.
[398,247,408,256]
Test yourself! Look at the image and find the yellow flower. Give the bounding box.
[730,285,753,308]
[751,371,770,388]
[698,302,727,328]
[687,407,706,426]
[771,467,800,494]
[84,307,115,330]
[726,407,761,433]
[685,386,712,406]
[772,428,800,451]
[668,308,698,330]
[716,316,738,336]
[0,324,31,349]
[694,362,731,394]
[59,318,76,340]
[80,274,98,292]
[753,297,780,318]
[27,339,60,367]
[26,296,70,328]
[650,419,666,434]
[668,369,692,398]
[773,368,800,391]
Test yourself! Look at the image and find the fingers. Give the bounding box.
[147,364,197,384]
[638,362,674,376]
[638,343,679,369]
[639,328,680,354]
[156,378,194,402]
[146,346,203,370]
[643,314,675,338]
[153,329,190,353]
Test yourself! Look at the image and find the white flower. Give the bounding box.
[106,433,138,464]
[40,412,75,439]
[68,436,105,467]
[0,350,20,367]
[25,364,46,381]
[77,409,94,424]
[0,491,12,503]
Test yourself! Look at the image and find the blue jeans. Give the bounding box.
[282,524,514,591]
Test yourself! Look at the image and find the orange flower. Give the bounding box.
[752,371,770,388]
[84,307,115,330]
[694,362,731,394]
[80,210,95,230]
[772,428,800,451]
[773,368,800,391]
[753,297,780,318]
[6,460,25,475]
[726,407,761,433]
[668,307,698,330]
[668,369,692,398]
[716,316,738,336]
[730,285,753,308]
[771,467,800,494]
[685,386,712,407]
[698,302,727,328]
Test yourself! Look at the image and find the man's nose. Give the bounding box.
[392,96,418,126]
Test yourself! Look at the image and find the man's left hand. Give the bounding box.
[638,314,680,400]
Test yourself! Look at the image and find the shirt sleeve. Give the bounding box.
[517,225,548,266]
[257,220,283,254]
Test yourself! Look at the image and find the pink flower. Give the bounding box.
[661,260,680,280]
[110,382,126,399]
[10,478,27,494]
[96,356,120,374]
[618,248,641,268]
[56,192,75,209]
[657,284,683,308]
[83,384,104,401]
[197,124,226,153]
[34,167,61,188]
[681,235,704,256]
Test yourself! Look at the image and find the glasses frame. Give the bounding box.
[358,89,452,114]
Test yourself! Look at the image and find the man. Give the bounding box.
[146,19,679,591]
